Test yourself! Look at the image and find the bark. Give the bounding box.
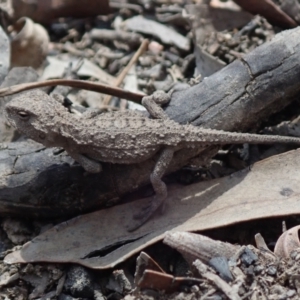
[1,27,300,218]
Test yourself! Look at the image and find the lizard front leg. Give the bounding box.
[128,147,175,231]
[142,90,172,120]
[67,150,102,173]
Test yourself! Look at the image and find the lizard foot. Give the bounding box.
[127,196,166,232]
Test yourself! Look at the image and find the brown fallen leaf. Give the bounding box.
[280,0,300,24]
[5,149,300,269]
[135,251,166,287]
[11,0,110,24]
[136,269,202,294]
[233,0,297,28]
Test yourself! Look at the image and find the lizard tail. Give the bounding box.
[188,128,300,145]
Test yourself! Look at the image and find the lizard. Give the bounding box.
[5,89,300,230]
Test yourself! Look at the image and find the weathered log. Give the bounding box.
[1,27,300,218]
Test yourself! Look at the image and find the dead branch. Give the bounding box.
[1,27,300,218]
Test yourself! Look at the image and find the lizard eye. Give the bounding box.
[18,111,30,120]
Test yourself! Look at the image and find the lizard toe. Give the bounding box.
[127,196,164,231]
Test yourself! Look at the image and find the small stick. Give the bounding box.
[194,260,242,300]
[102,39,149,106]
[0,79,145,104]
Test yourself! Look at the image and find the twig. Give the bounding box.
[102,39,149,105]
[194,259,241,300]
[0,79,145,104]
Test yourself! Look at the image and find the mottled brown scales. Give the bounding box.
[5,90,300,230]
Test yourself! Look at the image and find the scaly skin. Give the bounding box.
[5,90,300,230]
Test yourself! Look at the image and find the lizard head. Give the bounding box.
[5,90,63,147]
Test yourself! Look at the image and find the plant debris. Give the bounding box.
[0,0,300,299]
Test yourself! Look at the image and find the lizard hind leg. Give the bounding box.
[127,147,175,231]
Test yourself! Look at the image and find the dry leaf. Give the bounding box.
[11,0,110,24]
[136,269,201,293]
[274,225,300,258]
[5,149,300,269]
[233,0,297,28]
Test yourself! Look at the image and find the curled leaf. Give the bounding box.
[274,225,300,258]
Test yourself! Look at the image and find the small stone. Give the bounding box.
[64,265,94,298]
[253,265,264,275]
[286,289,296,297]
[240,247,258,266]
[266,264,277,276]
